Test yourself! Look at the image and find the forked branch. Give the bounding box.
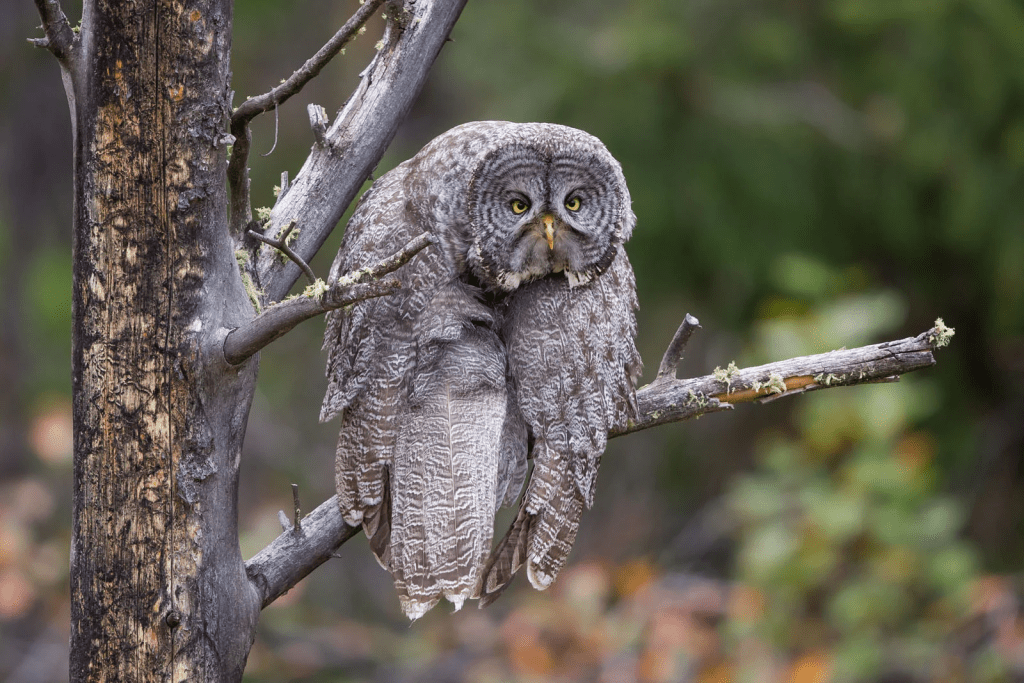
[248,221,316,284]
[31,0,76,61]
[223,233,433,365]
[244,319,954,607]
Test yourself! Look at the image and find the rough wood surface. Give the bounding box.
[246,496,360,609]
[247,324,951,607]
[67,1,261,680]
[621,326,944,435]
[45,1,470,679]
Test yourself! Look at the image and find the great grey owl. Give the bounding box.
[320,121,641,620]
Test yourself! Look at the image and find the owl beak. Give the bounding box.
[542,215,555,251]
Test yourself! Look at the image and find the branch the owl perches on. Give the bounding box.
[244,319,953,611]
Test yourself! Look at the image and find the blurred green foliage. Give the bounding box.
[3,0,1023,680]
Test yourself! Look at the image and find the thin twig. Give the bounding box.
[31,0,76,61]
[308,103,330,148]
[291,484,303,535]
[277,171,290,204]
[260,103,279,157]
[330,232,434,289]
[248,221,316,285]
[245,321,953,608]
[231,0,385,128]
[656,313,701,381]
[223,233,433,365]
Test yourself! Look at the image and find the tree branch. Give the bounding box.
[256,0,469,302]
[246,494,360,609]
[244,320,954,608]
[248,221,316,285]
[656,313,701,381]
[227,0,386,236]
[223,233,432,365]
[232,0,386,127]
[31,0,76,61]
[617,321,950,435]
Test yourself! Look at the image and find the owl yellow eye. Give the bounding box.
[565,197,582,211]
[510,199,529,215]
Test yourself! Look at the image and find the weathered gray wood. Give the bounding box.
[29,0,75,60]
[33,0,469,679]
[622,327,944,435]
[255,0,469,302]
[246,495,360,609]
[61,1,262,679]
[226,0,387,236]
[247,324,951,606]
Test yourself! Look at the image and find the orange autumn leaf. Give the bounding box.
[697,661,732,683]
[787,651,831,683]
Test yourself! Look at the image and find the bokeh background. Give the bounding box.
[3,0,1023,680]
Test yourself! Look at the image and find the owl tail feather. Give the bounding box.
[478,505,532,607]
[364,466,392,569]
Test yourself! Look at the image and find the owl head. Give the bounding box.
[466,124,634,292]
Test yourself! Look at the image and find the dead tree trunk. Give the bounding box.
[61,0,261,679]
[34,0,467,679]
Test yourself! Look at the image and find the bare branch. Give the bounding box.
[307,104,329,148]
[260,103,280,157]
[257,0,469,301]
[616,325,945,436]
[246,321,952,608]
[246,495,360,609]
[223,233,433,365]
[231,0,386,127]
[226,0,386,237]
[31,0,76,61]
[291,484,303,535]
[223,280,398,365]
[334,232,434,286]
[656,313,701,381]
[248,221,316,285]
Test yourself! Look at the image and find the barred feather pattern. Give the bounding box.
[480,248,641,601]
[321,165,451,539]
[390,283,517,618]
[322,121,638,618]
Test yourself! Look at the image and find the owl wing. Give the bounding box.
[322,162,528,619]
[480,246,641,604]
[321,162,441,546]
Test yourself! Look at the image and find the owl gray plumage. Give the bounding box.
[321,121,641,619]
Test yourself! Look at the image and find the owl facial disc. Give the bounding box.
[467,128,630,292]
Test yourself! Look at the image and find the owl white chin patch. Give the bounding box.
[565,270,592,288]
[526,562,554,590]
[496,270,525,290]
